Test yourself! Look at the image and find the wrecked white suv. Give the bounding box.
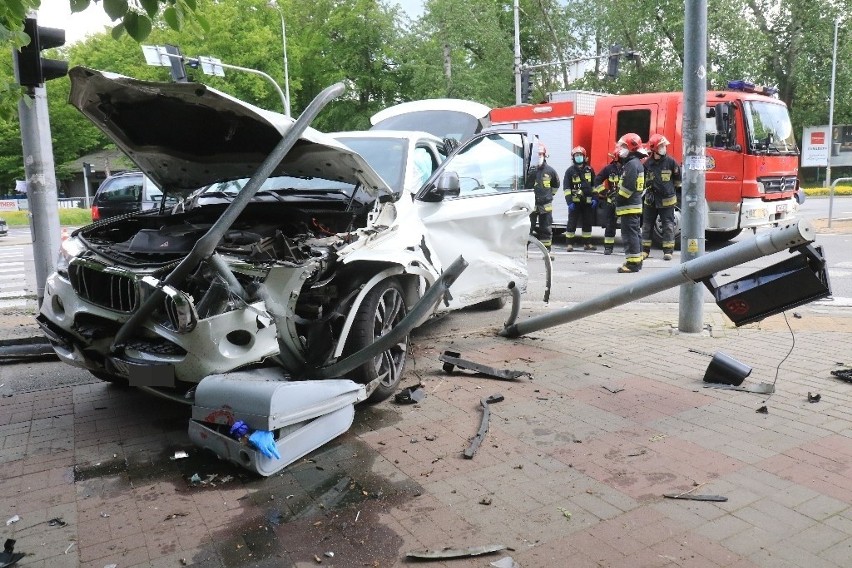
[37,67,537,404]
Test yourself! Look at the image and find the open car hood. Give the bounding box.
[68,67,392,197]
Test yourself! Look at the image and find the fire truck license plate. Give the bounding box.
[776,204,787,213]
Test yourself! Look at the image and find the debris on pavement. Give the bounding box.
[170,450,189,460]
[4,516,18,526]
[464,394,504,459]
[557,507,572,519]
[394,385,425,404]
[491,557,521,568]
[830,368,852,383]
[0,538,25,568]
[756,406,769,414]
[602,385,625,394]
[439,350,529,380]
[406,544,507,559]
[807,392,821,403]
[47,518,67,527]
[663,493,728,502]
[479,497,492,505]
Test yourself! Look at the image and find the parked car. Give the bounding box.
[90,171,176,221]
[0,216,7,237]
[37,67,537,403]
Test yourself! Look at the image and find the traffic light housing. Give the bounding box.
[607,44,621,78]
[164,45,189,83]
[15,18,68,88]
[520,69,533,103]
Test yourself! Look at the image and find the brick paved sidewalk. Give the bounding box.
[1,301,852,567]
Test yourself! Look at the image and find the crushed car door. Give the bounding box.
[415,131,533,310]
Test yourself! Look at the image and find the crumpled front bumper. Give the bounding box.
[38,271,282,385]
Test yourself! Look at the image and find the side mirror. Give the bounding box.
[422,171,460,202]
[437,171,460,197]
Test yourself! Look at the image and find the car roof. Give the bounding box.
[332,130,444,143]
[370,99,491,126]
[68,67,392,198]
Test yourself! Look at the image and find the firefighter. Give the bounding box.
[614,133,645,273]
[529,141,560,252]
[642,134,682,261]
[563,146,597,251]
[593,150,622,255]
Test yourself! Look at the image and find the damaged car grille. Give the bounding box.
[68,259,138,313]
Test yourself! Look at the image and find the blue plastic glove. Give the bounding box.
[249,430,281,460]
[229,420,249,439]
[568,202,575,212]
[591,199,598,209]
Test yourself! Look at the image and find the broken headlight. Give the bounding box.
[56,237,87,277]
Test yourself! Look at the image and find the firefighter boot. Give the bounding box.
[566,242,574,252]
[663,249,673,261]
[617,261,642,273]
[603,246,614,255]
[584,242,597,251]
[641,247,651,260]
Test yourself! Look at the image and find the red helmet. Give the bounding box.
[617,133,643,153]
[571,146,587,158]
[648,133,670,154]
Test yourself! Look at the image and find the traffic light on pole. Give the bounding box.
[164,45,189,83]
[15,18,68,88]
[607,44,621,78]
[520,69,533,103]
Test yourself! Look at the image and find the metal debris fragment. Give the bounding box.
[664,493,728,502]
[704,382,775,394]
[807,392,821,403]
[47,518,67,527]
[756,406,769,414]
[406,544,507,559]
[464,394,504,459]
[602,385,625,394]
[440,351,529,380]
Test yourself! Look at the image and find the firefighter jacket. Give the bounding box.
[644,155,681,208]
[615,153,645,216]
[532,162,560,213]
[593,161,622,203]
[563,164,596,204]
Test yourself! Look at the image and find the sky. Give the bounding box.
[37,0,425,45]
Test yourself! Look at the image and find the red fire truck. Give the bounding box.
[490,82,801,243]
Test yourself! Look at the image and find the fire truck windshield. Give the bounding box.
[743,101,799,155]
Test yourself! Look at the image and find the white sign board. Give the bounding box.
[801,126,829,167]
[0,200,20,212]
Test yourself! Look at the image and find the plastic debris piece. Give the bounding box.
[324,551,334,558]
[465,394,504,459]
[491,557,521,568]
[557,507,572,519]
[249,430,281,459]
[602,385,625,393]
[189,473,202,484]
[440,351,529,380]
[406,544,507,559]
[229,420,249,438]
[0,538,25,568]
[394,386,425,404]
[831,368,852,383]
[756,406,769,414]
[664,493,728,502]
[170,450,189,460]
[100,512,110,518]
[4,516,19,526]
[808,392,821,403]
[47,517,67,527]
[104,564,118,568]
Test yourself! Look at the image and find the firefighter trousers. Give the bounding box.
[530,211,553,249]
[641,204,676,252]
[619,213,642,264]
[566,202,595,244]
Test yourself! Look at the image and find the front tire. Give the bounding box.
[347,279,408,402]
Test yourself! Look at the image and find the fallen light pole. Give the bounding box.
[502,219,830,337]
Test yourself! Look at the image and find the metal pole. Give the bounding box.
[277,7,292,117]
[513,0,521,105]
[501,220,815,337]
[17,85,61,307]
[826,18,839,188]
[828,177,852,228]
[678,0,708,332]
[82,163,91,208]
